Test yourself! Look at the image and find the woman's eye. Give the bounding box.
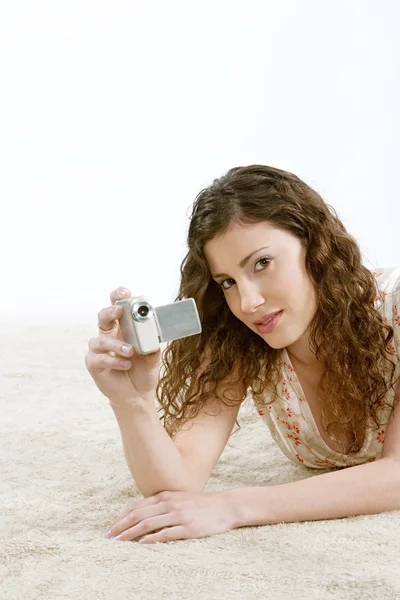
[219,278,235,290]
[219,256,271,290]
[255,256,271,270]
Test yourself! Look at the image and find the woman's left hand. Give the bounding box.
[104,490,236,544]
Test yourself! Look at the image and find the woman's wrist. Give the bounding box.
[108,395,155,412]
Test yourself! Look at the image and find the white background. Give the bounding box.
[1,0,399,325]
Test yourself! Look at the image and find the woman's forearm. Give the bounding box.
[110,398,192,497]
[227,457,400,527]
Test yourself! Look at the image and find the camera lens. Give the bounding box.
[138,305,149,317]
[131,299,153,322]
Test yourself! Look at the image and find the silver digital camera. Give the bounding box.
[115,295,202,354]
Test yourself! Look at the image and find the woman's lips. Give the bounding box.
[254,310,282,325]
[254,310,284,333]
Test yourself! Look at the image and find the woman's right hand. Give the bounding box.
[85,287,162,408]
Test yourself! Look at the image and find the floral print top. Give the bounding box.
[255,266,400,469]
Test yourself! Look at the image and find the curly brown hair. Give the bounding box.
[155,164,399,455]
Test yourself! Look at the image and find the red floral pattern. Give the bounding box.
[377,429,385,444]
[394,304,400,327]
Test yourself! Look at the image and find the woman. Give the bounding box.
[86,165,400,545]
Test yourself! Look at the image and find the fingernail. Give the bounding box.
[120,288,130,296]
[104,530,112,539]
[113,534,123,541]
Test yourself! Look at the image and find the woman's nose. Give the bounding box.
[240,286,265,314]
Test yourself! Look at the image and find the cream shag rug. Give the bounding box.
[1,323,399,600]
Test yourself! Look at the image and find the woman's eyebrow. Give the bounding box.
[212,246,272,279]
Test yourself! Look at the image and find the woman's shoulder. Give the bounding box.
[371,265,400,295]
[371,266,400,360]
[371,266,400,313]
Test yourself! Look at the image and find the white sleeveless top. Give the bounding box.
[255,266,400,469]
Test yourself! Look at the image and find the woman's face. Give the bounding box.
[203,221,319,363]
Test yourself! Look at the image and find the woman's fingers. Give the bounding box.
[87,286,135,373]
[86,352,132,371]
[86,339,132,371]
[96,287,132,332]
[116,506,134,522]
[88,335,133,358]
[97,305,122,332]
[110,287,131,305]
